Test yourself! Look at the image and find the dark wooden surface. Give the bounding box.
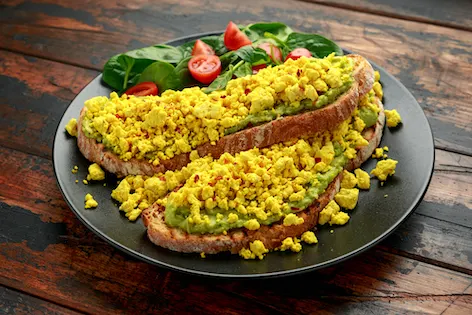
[1,0,471,314]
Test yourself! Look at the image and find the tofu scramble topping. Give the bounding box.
[111,103,373,232]
[81,54,354,164]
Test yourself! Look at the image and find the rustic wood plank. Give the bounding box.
[1,0,471,155]
[216,250,472,314]
[419,150,472,228]
[0,140,471,271]
[1,225,471,315]
[0,50,98,158]
[0,145,471,313]
[0,286,82,315]
[305,0,472,30]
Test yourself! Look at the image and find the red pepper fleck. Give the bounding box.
[297,69,302,76]
[244,88,250,95]
[215,176,223,181]
[115,114,122,119]
[194,174,200,183]
[291,207,301,211]
[220,95,226,99]
[315,157,322,163]
[159,176,166,181]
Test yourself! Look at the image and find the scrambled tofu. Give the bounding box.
[82,54,354,164]
[87,163,105,181]
[371,159,398,181]
[354,168,370,189]
[301,231,318,244]
[341,170,357,189]
[279,237,302,252]
[334,188,359,210]
[329,211,350,225]
[111,104,372,230]
[239,240,269,260]
[283,213,304,226]
[84,193,98,209]
[71,165,78,174]
[372,147,387,159]
[65,118,77,137]
[319,200,350,226]
[318,200,340,225]
[385,109,402,127]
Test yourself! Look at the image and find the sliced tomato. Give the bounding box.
[285,48,312,61]
[257,42,282,63]
[188,55,222,84]
[192,39,215,56]
[124,82,158,96]
[252,63,267,74]
[224,21,252,51]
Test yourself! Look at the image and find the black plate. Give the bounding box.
[53,32,434,278]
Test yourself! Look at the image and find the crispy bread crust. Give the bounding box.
[142,100,385,254]
[77,55,374,177]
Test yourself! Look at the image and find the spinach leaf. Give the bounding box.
[233,62,252,78]
[243,22,293,42]
[285,32,343,58]
[124,45,183,63]
[138,61,183,92]
[204,60,244,93]
[102,45,184,91]
[234,46,271,66]
[174,56,199,88]
[103,55,154,91]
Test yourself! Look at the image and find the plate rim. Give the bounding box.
[52,31,435,278]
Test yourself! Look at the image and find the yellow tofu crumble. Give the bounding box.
[65,118,78,137]
[354,168,370,189]
[334,188,359,210]
[371,159,398,181]
[385,109,402,127]
[84,194,98,209]
[87,163,105,181]
[81,54,354,164]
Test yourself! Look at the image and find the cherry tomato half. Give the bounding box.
[188,55,222,84]
[252,63,267,74]
[258,42,282,63]
[285,48,312,61]
[192,39,215,56]
[224,21,252,51]
[124,82,158,96]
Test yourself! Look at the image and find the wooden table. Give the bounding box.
[1,0,471,313]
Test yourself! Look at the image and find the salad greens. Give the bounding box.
[102,22,343,94]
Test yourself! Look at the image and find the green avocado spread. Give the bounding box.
[164,151,347,235]
[358,107,378,128]
[225,80,353,136]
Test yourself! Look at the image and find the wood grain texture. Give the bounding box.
[1,224,471,315]
[0,286,81,315]
[1,0,471,155]
[1,0,472,312]
[0,144,471,313]
[0,50,98,158]
[306,0,472,30]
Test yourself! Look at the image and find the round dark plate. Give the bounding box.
[53,31,434,278]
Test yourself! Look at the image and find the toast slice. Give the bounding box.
[77,55,374,177]
[142,99,385,254]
